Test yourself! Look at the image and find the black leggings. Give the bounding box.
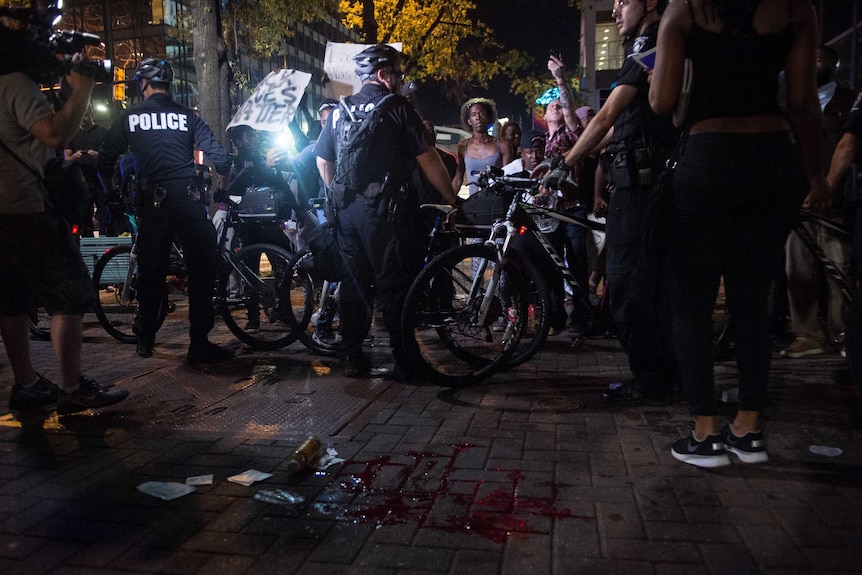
[670,131,805,415]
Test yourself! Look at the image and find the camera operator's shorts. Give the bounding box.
[0,212,96,316]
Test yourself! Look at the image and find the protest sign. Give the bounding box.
[324,42,402,99]
[227,69,312,132]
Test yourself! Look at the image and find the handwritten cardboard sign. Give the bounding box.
[324,42,403,99]
[227,69,312,132]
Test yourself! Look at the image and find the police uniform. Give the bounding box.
[603,21,679,400]
[98,92,230,349]
[839,94,862,388]
[314,83,430,366]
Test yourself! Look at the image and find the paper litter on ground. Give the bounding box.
[137,481,197,500]
[227,469,273,486]
[186,474,214,486]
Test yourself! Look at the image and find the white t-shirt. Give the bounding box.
[502,157,561,234]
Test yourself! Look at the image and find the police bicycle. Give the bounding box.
[399,169,608,387]
[91,182,301,350]
[282,195,475,358]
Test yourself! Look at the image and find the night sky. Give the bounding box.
[417,0,580,126]
[420,0,861,127]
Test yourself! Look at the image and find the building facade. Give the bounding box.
[60,0,358,135]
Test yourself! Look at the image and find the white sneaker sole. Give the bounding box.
[727,446,769,464]
[671,450,731,468]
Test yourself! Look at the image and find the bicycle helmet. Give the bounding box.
[134,58,173,84]
[317,99,338,114]
[353,44,406,79]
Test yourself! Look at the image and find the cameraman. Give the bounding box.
[98,58,233,363]
[0,10,128,414]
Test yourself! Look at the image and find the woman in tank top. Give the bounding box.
[650,0,827,468]
[452,98,512,196]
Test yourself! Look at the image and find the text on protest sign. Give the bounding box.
[227,69,312,132]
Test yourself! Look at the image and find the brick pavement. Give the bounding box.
[1,312,861,574]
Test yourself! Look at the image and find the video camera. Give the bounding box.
[0,5,111,84]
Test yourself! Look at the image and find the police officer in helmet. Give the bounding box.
[315,44,458,380]
[98,58,234,364]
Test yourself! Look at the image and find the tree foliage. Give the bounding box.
[225,0,336,59]
[338,0,532,103]
[184,0,335,145]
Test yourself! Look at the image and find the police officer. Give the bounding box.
[829,93,862,389]
[536,0,678,405]
[314,44,457,379]
[98,58,234,364]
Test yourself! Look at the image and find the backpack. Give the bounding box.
[330,93,397,209]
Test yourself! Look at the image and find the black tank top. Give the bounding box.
[685,0,794,124]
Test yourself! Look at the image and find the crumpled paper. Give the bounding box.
[317,447,345,470]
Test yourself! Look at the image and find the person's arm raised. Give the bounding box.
[30,63,94,149]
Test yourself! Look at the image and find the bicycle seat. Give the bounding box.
[419,203,458,216]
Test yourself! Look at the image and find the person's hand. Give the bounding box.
[265,148,283,167]
[594,200,609,218]
[802,175,833,212]
[542,167,569,191]
[81,149,98,165]
[531,158,555,179]
[68,150,84,162]
[548,55,565,82]
[65,52,96,90]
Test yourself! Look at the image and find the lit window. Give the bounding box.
[595,21,624,70]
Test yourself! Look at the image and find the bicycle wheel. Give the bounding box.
[401,243,529,387]
[29,307,51,341]
[503,251,552,368]
[282,248,340,357]
[220,243,300,350]
[92,244,138,343]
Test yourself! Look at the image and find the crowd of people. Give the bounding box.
[1,1,859,471]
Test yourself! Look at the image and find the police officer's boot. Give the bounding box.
[136,335,154,358]
[133,318,154,358]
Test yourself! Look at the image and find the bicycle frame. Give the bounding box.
[795,211,853,307]
[472,174,606,329]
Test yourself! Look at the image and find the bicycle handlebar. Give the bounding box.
[477,167,541,196]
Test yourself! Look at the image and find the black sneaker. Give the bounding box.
[722,425,769,464]
[57,376,129,415]
[243,320,260,334]
[9,374,59,411]
[601,380,667,407]
[136,331,154,358]
[187,341,235,365]
[671,423,731,468]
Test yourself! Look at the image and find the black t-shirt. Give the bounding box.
[314,83,430,192]
[69,124,109,182]
[610,22,677,154]
[69,124,109,154]
[98,93,229,184]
